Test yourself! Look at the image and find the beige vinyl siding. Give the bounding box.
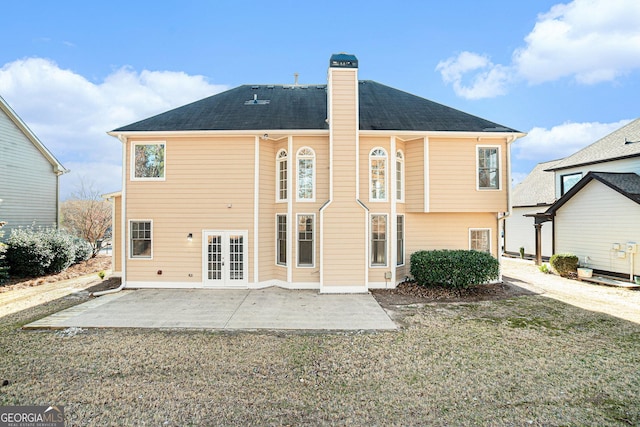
[0,108,59,238]
[429,138,508,213]
[323,68,367,287]
[125,136,255,283]
[259,141,276,281]
[112,195,122,273]
[555,180,640,276]
[404,138,425,212]
[405,212,499,258]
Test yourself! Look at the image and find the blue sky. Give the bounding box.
[1,0,639,199]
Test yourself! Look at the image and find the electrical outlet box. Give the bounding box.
[626,243,637,253]
[384,271,392,279]
[617,251,627,259]
[612,243,620,251]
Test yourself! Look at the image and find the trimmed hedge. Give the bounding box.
[5,228,92,277]
[549,253,579,277]
[410,249,500,292]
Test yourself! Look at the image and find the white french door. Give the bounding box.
[203,231,248,287]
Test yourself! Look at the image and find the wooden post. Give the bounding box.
[534,223,543,266]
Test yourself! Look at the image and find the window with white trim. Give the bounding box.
[396,150,404,201]
[371,214,387,266]
[276,214,287,266]
[297,147,315,201]
[297,214,314,267]
[397,215,404,266]
[277,149,288,201]
[477,147,500,190]
[370,148,387,201]
[470,228,491,253]
[133,143,165,180]
[130,221,152,258]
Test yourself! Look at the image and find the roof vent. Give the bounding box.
[251,85,260,90]
[244,93,270,105]
[267,85,274,89]
[625,138,639,144]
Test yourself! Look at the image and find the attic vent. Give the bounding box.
[283,85,292,89]
[316,85,325,89]
[625,138,640,144]
[244,93,270,105]
[251,85,260,89]
[300,85,308,89]
[267,85,274,89]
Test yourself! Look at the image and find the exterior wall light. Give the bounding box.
[187,233,193,241]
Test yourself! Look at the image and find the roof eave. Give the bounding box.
[0,95,68,175]
[107,128,330,141]
[545,152,640,172]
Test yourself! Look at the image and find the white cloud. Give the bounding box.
[435,52,511,99]
[0,58,228,199]
[513,119,633,161]
[438,0,640,98]
[514,0,640,84]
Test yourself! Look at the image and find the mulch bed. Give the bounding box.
[371,280,532,307]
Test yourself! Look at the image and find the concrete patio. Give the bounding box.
[24,287,398,331]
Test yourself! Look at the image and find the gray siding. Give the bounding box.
[0,109,58,240]
[505,206,553,258]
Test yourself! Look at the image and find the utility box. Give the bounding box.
[612,243,620,251]
[618,251,627,259]
[626,243,638,253]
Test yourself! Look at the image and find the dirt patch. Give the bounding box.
[85,277,122,294]
[0,256,112,293]
[371,280,534,308]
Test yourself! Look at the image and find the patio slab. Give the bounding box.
[24,287,397,331]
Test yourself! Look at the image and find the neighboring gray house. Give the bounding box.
[0,95,67,240]
[504,159,560,259]
[510,118,640,278]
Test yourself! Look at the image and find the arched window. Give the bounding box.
[277,149,287,201]
[297,147,315,201]
[370,148,387,201]
[396,150,404,202]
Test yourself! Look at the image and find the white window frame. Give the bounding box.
[129,220,153,259]
[276,149,288,202]
[296,213,315,268]
[396,150,404,202]
[396,214,405,266]
[131,142,166,181]
[476,145,501,191]
[469,228,491,253]
[276,214,287,266]
[296,147,315,202]
[370,148,388,201]
[370,214,388,267]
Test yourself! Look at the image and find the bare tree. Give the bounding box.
[61,181,112,258]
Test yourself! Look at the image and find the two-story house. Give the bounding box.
[107,54,523,293]
[0,95,67,240]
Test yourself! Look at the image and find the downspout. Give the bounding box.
[93,135,127,297]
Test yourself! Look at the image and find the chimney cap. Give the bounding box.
[329,53,358,68]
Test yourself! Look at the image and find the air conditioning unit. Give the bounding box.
[626,243,638,254]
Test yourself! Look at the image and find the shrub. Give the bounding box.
[5,228,87,277]
[538,263,550,274]
[72,238,92,263]
[549,253,579,277]
[410,249,500,293]
[5,228,55,277]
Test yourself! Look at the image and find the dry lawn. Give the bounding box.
[1,289,639,426]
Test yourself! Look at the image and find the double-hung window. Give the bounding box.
[297,214,314,267]
[133,142,165,180]
[297,147,315,201]
[477,146,500,190]
[370,148,387,201]
[277,150,288,201]
[130,221,152,258]
[396,150,404,201]
[397,215,404,266]
[370,214,387,266]
[470,228,491,253]
[276,214,287,266]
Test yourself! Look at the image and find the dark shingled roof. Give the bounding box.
[113,81,519,133]
[547,171,640,214]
